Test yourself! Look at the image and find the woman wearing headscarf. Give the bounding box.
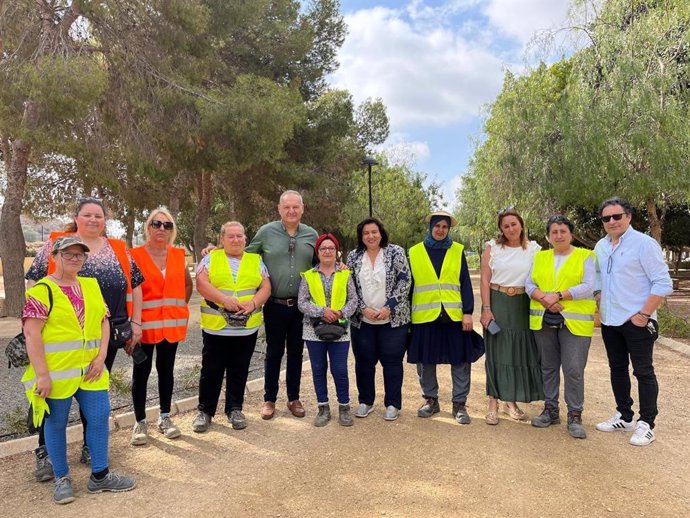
[25,196,144,477]
[129,207,193,445]
[22,236,136,504]
[407,210,484,425]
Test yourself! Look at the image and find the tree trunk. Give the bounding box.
[192,170,212,262]
[123,209,135,248]
[645,198,662,243]
[0,137,31,316]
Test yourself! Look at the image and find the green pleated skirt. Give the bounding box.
[484,290,544,402]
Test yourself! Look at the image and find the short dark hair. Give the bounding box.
[356,218,389,251]
[598,197,633,217]
[545,214,574,235]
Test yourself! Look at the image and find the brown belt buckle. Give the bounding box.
[506,287,517,296]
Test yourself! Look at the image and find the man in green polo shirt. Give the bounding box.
[247,190,318,419]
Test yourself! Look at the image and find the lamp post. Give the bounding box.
[362,156,378,217]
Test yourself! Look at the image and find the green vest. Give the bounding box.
[22,277,108,426]
[529,247,596,337]
[199,250,263,330]
[409,242,464,324]
[301,269,350,310]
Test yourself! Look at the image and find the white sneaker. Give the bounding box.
[131,420,148,446]
[595,412,635,432]
[355,403,374,418]
[630,421,655,447]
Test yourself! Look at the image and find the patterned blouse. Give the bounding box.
[26,237,144,324]
[297,264,359,342]
[346,244,411,328]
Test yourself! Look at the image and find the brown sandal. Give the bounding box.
[503,403,528,422]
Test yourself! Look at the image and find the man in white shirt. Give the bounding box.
[593,197,673,447]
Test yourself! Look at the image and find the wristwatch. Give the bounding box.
[557,291,563,300]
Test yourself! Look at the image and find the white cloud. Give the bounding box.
[483,0,572,44]
[331,6,506,129]
[379,134,431,167]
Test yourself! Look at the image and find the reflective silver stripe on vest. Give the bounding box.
[141,319,189,330]
[413,284,460,294]
[23,367,84,391]
[43,339,100,354]
[44,340,83,354]
[126,294,133,302]
[218,288,257,297]
[412,302,441,311]
[200,306,222,316]
[142,298,187,309]
[530,309,593,321]
[442,302,462,309]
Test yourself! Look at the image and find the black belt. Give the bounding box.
[269,297,298,307]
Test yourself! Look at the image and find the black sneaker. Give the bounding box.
[34,446,54,482]
[567,412,587,439]
[87,472,136,493]
[79,444,91,465]
[192,411,212,433]
[227,410,247,430]
[417,397,440,418]
[532,406,560,428]
[452,402,471,424]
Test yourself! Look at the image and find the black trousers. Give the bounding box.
[131,340,179,422]
[262,300,305,402]
[601,320,659,428]
[197,331,257,416]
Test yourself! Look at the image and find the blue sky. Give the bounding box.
[329,0,576,207]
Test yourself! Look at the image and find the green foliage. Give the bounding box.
[658,305,690,339]
[109,368,131,397]
[459,0,690,243]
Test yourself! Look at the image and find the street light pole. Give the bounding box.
[362,156,379,217]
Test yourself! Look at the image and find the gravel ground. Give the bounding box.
[0,327,271,442]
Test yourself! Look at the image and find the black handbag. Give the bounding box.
[312,319,348,341]
[204,299,251,328]
[543,311,565,328]
[5,282,52,368]
[109,318,133,348]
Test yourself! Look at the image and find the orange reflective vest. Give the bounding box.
[48,231,133,317]
[130,245,190,344]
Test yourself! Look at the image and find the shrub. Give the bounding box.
[658,305,690,339]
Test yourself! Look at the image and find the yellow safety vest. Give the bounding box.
[22,277,108,426]
[199,250,263,330]
[301,269,351,310]
[529,247,596,337]
[409,242,464,324]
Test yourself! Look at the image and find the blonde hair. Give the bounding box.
[144,206,177,244]
[220,221,245,239]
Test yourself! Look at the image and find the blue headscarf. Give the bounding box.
[423,215,453,250]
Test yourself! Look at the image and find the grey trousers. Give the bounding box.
[534,326,591,413]
[417,363,471,403]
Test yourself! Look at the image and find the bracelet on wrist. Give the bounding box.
[638,311,651,318]
[130,320,142,327]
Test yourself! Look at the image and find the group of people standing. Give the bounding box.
[20,192,672,506]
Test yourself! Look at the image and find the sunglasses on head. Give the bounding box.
[150,220,174,230]
[600,213,626,223]
[497,206,515,215]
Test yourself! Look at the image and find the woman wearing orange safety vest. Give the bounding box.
[129,207,193,445]
[25,196,144,478]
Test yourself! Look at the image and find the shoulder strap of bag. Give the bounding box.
[34,281,53,315]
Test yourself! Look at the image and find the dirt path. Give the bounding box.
[1,329,689,518]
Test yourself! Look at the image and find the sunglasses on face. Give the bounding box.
[600,213,626,223]
[150,220,174,230]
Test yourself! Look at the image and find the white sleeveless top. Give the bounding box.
[486,239,541,287]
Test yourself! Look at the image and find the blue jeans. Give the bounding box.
[306,340,350,405]
[351,322,408,409]
[45,389,111,477]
